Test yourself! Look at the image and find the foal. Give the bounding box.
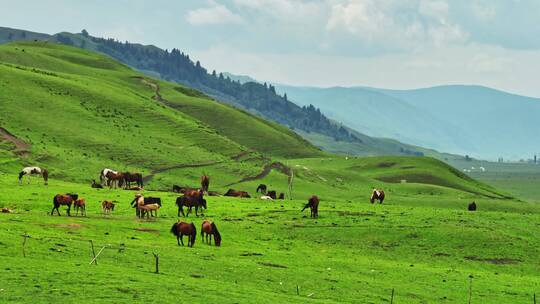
[302,195,319,218]
[73,198,86,216]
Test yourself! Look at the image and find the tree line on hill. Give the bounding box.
[53,31,359,143]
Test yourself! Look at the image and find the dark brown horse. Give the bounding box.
[256,184,267,194]
[201,220,221,246]
[51,193,78,216]
[370,189,385,204]
[224,189,251,198]
[267,190,277,199]
[102,200,115,215]
[170,221,196,247]
[106,171,123,189]
[278,192,285,200]
[176,190,206,217]
[122,172,143,189]
[302,195,319,218]
[201,175,210,193]
[91,179,103,189]
[73,198,86,216]
[468,201,477,211]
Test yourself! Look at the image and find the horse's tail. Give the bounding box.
[190,223,197,244]
[176,197,183,207]
[53,195,58,207]
[170,222,179,236]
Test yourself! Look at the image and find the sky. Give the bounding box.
[2,0,540,97]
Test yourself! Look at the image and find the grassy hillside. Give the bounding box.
[0,41,324,187]
[0,41,538,303]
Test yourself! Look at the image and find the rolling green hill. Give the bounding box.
[0,41,538,304]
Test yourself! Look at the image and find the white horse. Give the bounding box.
[100,168,118,187]
[260,195,273,200]
[19,166,48,185]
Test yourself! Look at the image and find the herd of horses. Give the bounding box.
[17,165,397,248]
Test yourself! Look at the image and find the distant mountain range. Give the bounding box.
[0,26,433,157]
[276,84,540,160]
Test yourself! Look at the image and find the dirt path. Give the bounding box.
[143,160,223,184]
[0,127,30,157]
[226,162,292,187]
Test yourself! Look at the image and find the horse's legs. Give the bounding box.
[50,206,56,216]
[180,234,184,246]
[56,207,61,216]
[67,204,72,216]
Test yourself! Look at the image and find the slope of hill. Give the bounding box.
[0,26,437,158]
[276,84,540,160]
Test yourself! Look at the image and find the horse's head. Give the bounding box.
[69,193,79,201]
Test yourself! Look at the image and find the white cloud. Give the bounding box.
[186,2,244,26]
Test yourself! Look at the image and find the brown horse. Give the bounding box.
[51,193,78,216]
[201,175,210,193]
[201,220,221,246]
[468,201,477,211]
[278,193,285,200]
[73,198,86,216]
[370,189,385,204]
[176,190,206,217]
[170,221,196,247]
[102,200,115,215]
[224,189,251,198]
[302,195,319,218]
[122,172,143,189]
[106,171,123,189]
[267,190,277,199]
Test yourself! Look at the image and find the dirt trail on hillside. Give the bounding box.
[143,160,223,184]
[226,162,292,187]
[0,127,30,157]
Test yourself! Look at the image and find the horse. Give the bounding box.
[302,195,319,218]
[122,172,143,189]
[370,189,385,204]
[201,175,210,193]
[100,168,117,187]
[278,193,285,200]
[224,189,251,198]
[102,200,115,215]
[170,221,196,247]
[51,193,78,216]
[19,166,48,185]
[201,220,221,246]
[176,190,206,217]
[256,184,267,195]
[260,195,273,200]
[91,179,103,189]
[106,171,124,189]
[267,190,277,199]
[73,198,86,216]
[138,204,161,219]
[468,201,477,211]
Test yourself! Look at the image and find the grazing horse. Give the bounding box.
[19,166,48,185]
[102,200,115,215]
[91,179,103,189]
[256,184,267,195]
[106,171,123,189]
[100,168,117,186]
[224,189,251,198]
[260,195,273,200]
[201,175,210,193]
[51,193,78,216]
[138,204,161,219]
[73,198,86,216]
[278,193,285,200]
[130,194,162,218]
[468,201,477,211]
[176,190,206,217]
[302,195,319,218]
[170,221,196,247]
[370,189,385,204]
[267,190,277,199]
[201,220,221,246]
[122,172,143,189]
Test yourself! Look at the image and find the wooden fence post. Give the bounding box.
[534,292,536,304]
[296,285,299,295]
[89,245,106,265]
[22,233,28,258]
[89,240,98,265]
[153,252,159,274]
[468,275,473,304]
[390,288,395,304]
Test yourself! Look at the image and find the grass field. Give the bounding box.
[0,41,539,303]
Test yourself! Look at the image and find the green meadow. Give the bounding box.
[0,41,539,303]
